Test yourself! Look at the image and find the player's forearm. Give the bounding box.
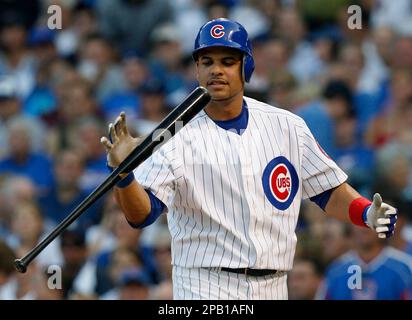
[114,180,151,224]
[324,182,361,223]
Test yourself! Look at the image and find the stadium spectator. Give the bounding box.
[8,201,63,269]
[37,149,104,232]
[317,226,412,300]
[288,257,324,300]
[0,117,52,195]
[0,240,17,299]
[297,79,354,157]
[95,0,173,53]
[68,116,108,192]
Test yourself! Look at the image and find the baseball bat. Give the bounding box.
[14,86,210,273]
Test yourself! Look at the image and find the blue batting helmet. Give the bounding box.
[192,18,255,82]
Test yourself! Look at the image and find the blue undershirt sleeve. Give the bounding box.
[310,188,335,211]
[127,189,166,229]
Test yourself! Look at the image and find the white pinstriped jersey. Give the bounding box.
[134,96,347,271]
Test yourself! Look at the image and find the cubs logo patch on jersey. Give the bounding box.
[262,156,299,210]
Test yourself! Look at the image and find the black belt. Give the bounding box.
[220,267,278,277]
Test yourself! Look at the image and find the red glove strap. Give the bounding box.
[349,197,371,227]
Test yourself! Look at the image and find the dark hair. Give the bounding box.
[322,80,352,105]
[0,240,16,276]
[322,79,356,118]
[61,229,86,248]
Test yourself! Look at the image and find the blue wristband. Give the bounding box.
[116,172,135,188]
[362,205,371,226]
[107,162,134,188]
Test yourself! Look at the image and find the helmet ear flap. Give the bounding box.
[243,54,255,83]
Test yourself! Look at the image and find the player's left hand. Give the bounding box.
[100,111,142,168]
[364,193,398,239]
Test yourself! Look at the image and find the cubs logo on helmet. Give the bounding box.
[210,24,225,38]
[262,156,299,210]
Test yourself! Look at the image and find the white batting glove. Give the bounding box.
[364,193,398,239]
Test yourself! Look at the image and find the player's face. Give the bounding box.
[196,47,244,102]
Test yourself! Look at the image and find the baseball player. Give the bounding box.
[100,18,398,299]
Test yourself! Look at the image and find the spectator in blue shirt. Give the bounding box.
[297,80,354,158]
[0,117,53,195]
[69,116,109,192]
[37,149,103,232]
[334,111,375,193]
[317,226,412,300]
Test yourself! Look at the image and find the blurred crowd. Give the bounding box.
[0,0,412,300]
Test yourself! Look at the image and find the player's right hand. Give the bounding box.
[364,193,398,239]
[100,111,141,168]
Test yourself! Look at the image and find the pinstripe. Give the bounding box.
[197,119,224,267]
[244,133,265,267]
[265,113,284,268]
[177,266,181,299]
[172,189,184,265]
[249,114,272,267]
[302,146,334,187]
[226,132,248,268]
[285,118,296,267]
[246,275,252,299]
[264,276,269,300]
[181,265,185,300]
[270,275,274,300]
[301,183,312,198]
[163,146,177,157]
[184,138,200,267]
[215,128,237,268]
[208,267,212,299]
[194,121,214,269]
[174,266,179,299]
[217,268,221,299]
[149,169,171,194]
[246,274,250,299]
[173,164,183,173]
[198,267,201,299]
[206,121,231,270]
[179,215,190,266]
[197,140,215,268]
[269,275,274,300]
[236,272,241,299]
[188,268,192,299]
[301,165,318,193]
[184,193,197,267]
[227,271,230,299]
[302,154,328,192]
[257,112,278,268]
[174,145,190,265]
[302,135,339,182]
[275,115,289,269]
[138,159,155,184]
